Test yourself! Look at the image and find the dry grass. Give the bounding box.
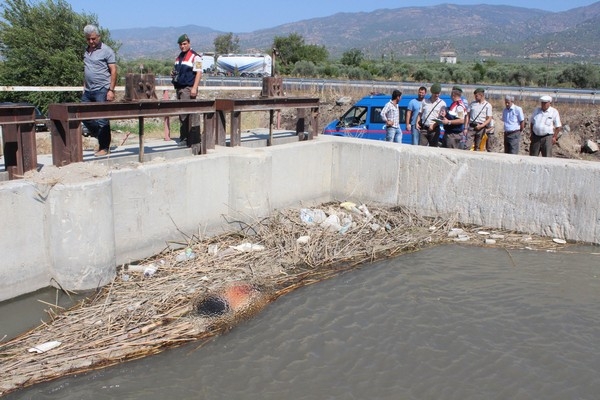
[0,201,572,396]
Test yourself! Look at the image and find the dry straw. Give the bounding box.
[0,202,571,395]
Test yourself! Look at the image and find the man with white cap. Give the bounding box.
[529,95,561,157]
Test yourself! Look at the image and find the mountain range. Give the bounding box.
[112,2,600,62]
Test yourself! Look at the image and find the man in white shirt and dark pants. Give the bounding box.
[530,95,561,157]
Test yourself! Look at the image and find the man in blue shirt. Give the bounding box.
[501,95,525,154]
[405,86,426,145]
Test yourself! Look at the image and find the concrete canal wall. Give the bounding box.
[1,135,599,302]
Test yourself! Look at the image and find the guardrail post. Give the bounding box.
[50,118,83,166]
[0,105,38,179]
[2,123,37,179]
[230,111,242,147]
[296,108,305,140]
[203,112,216,153]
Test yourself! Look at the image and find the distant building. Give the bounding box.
[440,51,457,64]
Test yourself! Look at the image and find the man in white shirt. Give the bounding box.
[380,89,402,143]
[468,87,493,151]
[417,83,446,147]
[530,95,561,157]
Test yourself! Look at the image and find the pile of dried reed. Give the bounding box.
[0,202,569,396]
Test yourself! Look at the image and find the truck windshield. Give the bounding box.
[371,106,407,124]
[338,106,367,127]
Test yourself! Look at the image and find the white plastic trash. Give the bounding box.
[300,208,326,225]
[448,228,465,237]
[176,248,197,262]
[321,214,342,232]
[28,341,62,354]
[296,236,310,244]
[207,244,219,255]
[230,243,265,252]
[143,264,157,277]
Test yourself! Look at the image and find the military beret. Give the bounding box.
[430,83,442,94]
[177,34,190,44]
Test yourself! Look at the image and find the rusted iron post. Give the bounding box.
[296,108,306,140]
[125,73,158,101]
[138,117,144,162]
[49,119,83,166]
[230,111,242,147]
[310,107,319,140]
[0,105,38,179]
[268,109,274,146]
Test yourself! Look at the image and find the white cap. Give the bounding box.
[540,95,552,102]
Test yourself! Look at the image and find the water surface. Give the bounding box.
[7,244,600,399]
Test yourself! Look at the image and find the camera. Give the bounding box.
[469,121,478,128]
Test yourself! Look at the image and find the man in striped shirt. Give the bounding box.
[380,89,402,143]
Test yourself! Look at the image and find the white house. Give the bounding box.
[440,51,457,64]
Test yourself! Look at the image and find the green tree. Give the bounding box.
[413,68,434,82]
[558,63,600,89]
[472,62,486,82]
[273,33,306,68]
[340,48,364,67]
[292,60,317,77]
[509,65,534,87]
[317,63,340,78]
[0,0,119,110]
[213,32,240,55]
[119,59,173,75]
[299,44,328,65]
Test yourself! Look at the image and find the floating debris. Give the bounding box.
[230,243,265,252]
[0,203,580,396]
[27,341,61,354]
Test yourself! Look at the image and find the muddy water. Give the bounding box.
[0,289,89,342]
[5,244,600,399]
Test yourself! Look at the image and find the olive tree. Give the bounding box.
[0,0,119,109]
[213,32,240,55]
[558,63,600,89]
[340,48,364,67]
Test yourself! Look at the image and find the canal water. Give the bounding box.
[4,244,600,399]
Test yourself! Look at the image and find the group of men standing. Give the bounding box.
[83,24,561,158]
[81,26,202,156]
[382,83,562,157]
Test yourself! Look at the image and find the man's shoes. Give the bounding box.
[178,138,187,146]
[94,149,109,157]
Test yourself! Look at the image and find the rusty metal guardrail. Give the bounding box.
[47,97,320,168]
[2,96,320,177]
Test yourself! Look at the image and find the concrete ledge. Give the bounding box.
[1,136,599,301]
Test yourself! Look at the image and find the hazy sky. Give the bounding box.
[58,0,598,32]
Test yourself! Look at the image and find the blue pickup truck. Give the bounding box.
[322,93,453,145]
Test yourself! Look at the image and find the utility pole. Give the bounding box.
[545,47,551,87]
